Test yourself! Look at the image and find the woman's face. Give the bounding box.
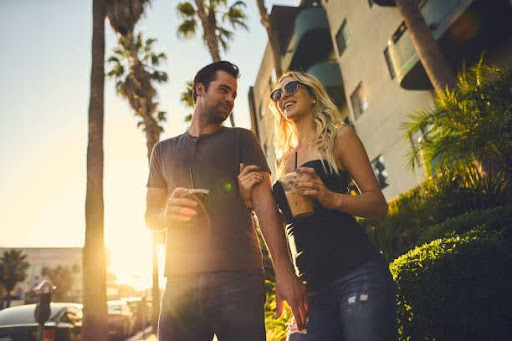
[276,76,316,121]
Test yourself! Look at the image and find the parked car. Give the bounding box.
[121,297,150,332]
[107,300,134,338]
[0,302,82,341]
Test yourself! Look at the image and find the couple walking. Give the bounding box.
[145,61,397,341]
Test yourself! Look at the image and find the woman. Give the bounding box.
[238,71,397,340]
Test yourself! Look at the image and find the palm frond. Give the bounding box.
[177,1,196,18]
[177,19,197,39]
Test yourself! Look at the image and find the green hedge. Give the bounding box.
[390,224,512,340]
[360,167,509,261]
[420,204,512,244]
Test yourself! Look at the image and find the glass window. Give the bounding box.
[371,155,389,189]
[383,46,396,79]
[335,19,350,56]
[350,82,368,120]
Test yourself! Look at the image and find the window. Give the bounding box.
[408,129,424,165]
[350,82,368,120]
[335,19,350,56]
[270,68,277,86]
[371,155,389,189]
[383,46,396,79]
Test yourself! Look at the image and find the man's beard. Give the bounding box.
[205,107,231,125]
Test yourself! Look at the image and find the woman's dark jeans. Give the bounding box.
[158,269,265,341]
[289,255,397,341]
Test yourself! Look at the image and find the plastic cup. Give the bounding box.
[279,172,314,219]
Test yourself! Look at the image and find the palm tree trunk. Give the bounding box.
[194,0,235,127]
[395,0,457,92]
[256,0,282,78]
[84,0,108,340]
[194,0,221,61]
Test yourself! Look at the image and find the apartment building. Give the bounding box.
[248,0,512,199]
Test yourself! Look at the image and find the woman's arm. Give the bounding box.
[297,126,388,219]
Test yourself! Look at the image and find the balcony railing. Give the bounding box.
[286,6,333,71]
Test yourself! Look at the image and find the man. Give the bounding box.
[145,61,307,341]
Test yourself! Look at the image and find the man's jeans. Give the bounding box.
[158,269,265,341]
[289,255,397,341]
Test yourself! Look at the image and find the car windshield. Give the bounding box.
[107,302,124,313]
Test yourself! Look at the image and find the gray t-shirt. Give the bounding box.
[147,127,270,275]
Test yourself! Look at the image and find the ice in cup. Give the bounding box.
[279,172,314,219]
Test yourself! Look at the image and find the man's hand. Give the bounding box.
[162,187,199,223]
[274,271,309,330]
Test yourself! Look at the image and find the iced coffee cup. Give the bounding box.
[279,172,314,219]
[184,188,209,204]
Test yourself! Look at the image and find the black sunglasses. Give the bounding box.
[270,81,304,102]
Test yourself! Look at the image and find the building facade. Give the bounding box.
[0,247,83,305]
[248,0,512,200]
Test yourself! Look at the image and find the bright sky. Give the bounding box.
[0,0,298,289]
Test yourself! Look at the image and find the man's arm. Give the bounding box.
[251,173,308,330]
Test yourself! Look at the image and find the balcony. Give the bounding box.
[388,0,474,89]
[287,6,333,71]
[388,0,512,90]
[307,62,346,109]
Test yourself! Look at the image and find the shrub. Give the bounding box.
[360,166,509,261]
[420,204,512,244]
[390,225,512,340]
[264,280,293,341]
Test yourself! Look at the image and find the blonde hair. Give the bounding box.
[271,71,344,176]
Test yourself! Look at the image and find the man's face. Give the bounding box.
[197,70,238,124]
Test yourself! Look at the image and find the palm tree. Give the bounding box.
[403,59,512,187]
[41,265,78,301]
[256,0,282,78]
[106,0,150,36]
[374,0,457,92]
[84,0,108,339]
[176,0,249,126]
[107,32,168,332]
[108,34,168,158]
[106,1,167,332]
[181,80,194,122]
[0,250,29,308]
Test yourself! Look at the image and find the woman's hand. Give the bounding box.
[238,163,264,208]
[295,167,341,210]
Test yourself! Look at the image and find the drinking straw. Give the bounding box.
[294,150,298,170]
[189,168,195,189]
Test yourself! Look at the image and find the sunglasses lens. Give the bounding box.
[285,81,300,95]
[270,81,301,102]
[270,89,283,102]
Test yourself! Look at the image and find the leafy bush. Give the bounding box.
[390,225,512,340]
[420,204,512,244]
[264,280,293,341]
[360,166,509,261]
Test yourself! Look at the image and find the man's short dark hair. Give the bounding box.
[193,61,240,102]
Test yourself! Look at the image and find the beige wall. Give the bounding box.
[252,44,279,178]
[322,0,433,199]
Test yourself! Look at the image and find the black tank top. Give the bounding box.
[273,160,379,290]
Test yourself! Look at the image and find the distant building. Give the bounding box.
[248,0,512,199]
[0,247,83,305]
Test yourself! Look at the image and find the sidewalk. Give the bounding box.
[125,327,156,341]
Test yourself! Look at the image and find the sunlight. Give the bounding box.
[107,229,154,291]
